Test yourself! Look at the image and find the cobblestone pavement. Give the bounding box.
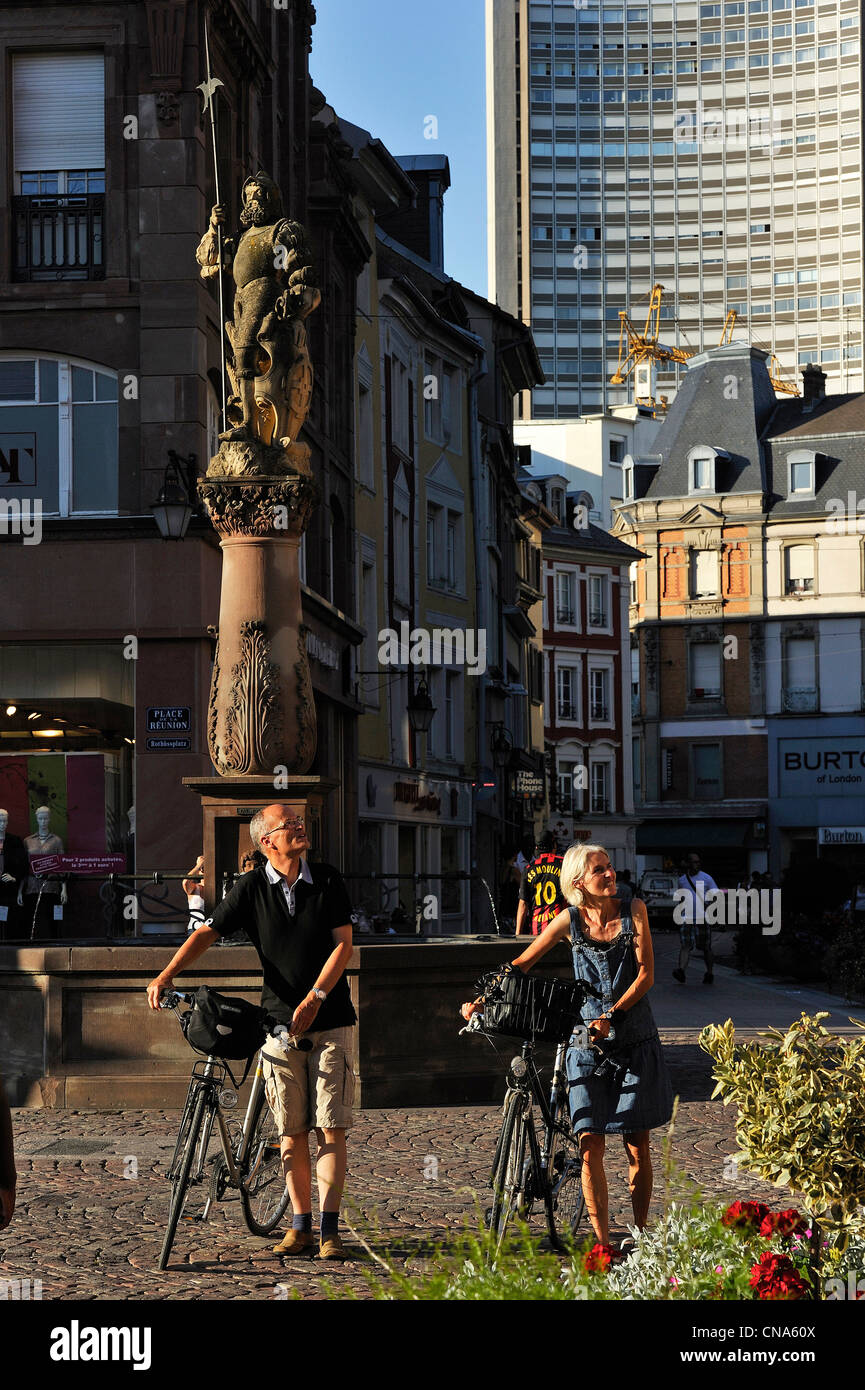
[4,943,851,1302]
[1,1042,788,1302]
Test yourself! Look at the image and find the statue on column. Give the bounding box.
[195,171,321,778]
[196,171,321,476]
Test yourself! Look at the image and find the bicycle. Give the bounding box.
[156,988,294,1269]
[461,968,603,1255]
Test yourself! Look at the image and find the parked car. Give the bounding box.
[636,870,680,929]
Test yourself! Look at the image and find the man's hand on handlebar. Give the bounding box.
[146,976,173,1011]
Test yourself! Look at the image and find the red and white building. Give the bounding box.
[536,488,643,874]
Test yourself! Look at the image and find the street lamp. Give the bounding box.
[150,450,197,540]
[406,675,436,735]
[489,722,514,769]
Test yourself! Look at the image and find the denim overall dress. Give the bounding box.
[565,904,673,1135]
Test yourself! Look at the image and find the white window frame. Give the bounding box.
[688,446,717,494]
[589,757,613,814]
[586,570,612,632]
[786,449,816,498]
[784,542,816,595]
[392,463,411,607]
[690,548,720,599]
[555,657,582,725]
[554,567,579,629]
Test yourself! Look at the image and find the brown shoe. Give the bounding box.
[318,1233,349,1260]
[272,1230,315,1256]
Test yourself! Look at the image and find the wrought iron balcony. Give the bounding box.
[590,702,609,721]
[12,193,104,281]
[781,686,818,713]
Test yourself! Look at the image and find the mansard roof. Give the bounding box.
[642,344,778,499]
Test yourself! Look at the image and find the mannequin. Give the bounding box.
[0,809,28,941]
[20,806,66,937]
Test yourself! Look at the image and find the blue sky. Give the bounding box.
[310,0,488,298]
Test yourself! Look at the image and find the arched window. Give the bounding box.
[0,353,118,515]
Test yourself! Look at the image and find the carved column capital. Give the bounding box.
[199,474,320,539]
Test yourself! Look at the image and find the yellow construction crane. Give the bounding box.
[719,310,800,396]
[610,283,693,410]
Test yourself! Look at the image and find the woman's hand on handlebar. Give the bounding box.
[588,1016,611,1041]
[460,997,483,1021]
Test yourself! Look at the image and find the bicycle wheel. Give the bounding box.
[239,1089,290,1237]
[159,1085,209,1270]
[550,1137,585,1245]
[489,1090,531,1245]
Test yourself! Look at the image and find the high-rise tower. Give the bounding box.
[487,0,864,418]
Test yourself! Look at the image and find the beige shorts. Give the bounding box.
[261,1026,356,1136]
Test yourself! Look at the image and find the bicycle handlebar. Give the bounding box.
[157,987,299,1047]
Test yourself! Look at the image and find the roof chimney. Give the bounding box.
[801,363,826,408]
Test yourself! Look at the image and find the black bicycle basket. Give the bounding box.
[181,985,267,1060]
[477,970,585,1043]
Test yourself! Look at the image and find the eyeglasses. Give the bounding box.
[263,819,305,840]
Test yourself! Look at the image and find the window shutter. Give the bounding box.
[691,643,721,692]
[786,545,813,581]
[787,638,815,687]
[13,54,105,172]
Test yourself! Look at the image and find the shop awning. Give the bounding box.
[636,819,751,851]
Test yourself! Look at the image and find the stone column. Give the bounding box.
[199,469,319,777]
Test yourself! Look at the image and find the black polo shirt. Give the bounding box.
[206,861,356,1031]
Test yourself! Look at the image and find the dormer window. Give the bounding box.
[690,452,715,493]
[622,453,634,500]
[787,449,816,498]
[549,486,565,522]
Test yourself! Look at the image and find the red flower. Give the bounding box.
[722,1200,771,1230]
[582,1242,613,1273]
[749,1251,809,1301]
[758,1208,808,1239]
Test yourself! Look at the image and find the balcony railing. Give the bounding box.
[782,686,818,713]
[556,606,576,624]
[557,702,577,721]
[590,702,609,721]
[589,609,607,626]
[12,193,104,281]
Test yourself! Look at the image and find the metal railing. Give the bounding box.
[12,193,104,281]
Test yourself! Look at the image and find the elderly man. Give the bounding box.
[146,806,355,1260]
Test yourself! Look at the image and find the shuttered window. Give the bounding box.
[690,643,721,695]
[13,53,105,177]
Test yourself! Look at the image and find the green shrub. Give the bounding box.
[700,1012,865,1271]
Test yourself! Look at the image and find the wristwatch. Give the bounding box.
[312,987,327,1002]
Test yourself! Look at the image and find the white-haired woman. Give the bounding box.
[462,843,672,1248]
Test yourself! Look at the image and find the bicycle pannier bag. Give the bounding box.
[183,986,266,1060]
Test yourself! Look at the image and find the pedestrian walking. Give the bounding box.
[147,804,355,1260]
[673,852,718,985]
[516,832,565,936]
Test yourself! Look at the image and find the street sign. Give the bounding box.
[145,736,191,751]
[146,707,191,732]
